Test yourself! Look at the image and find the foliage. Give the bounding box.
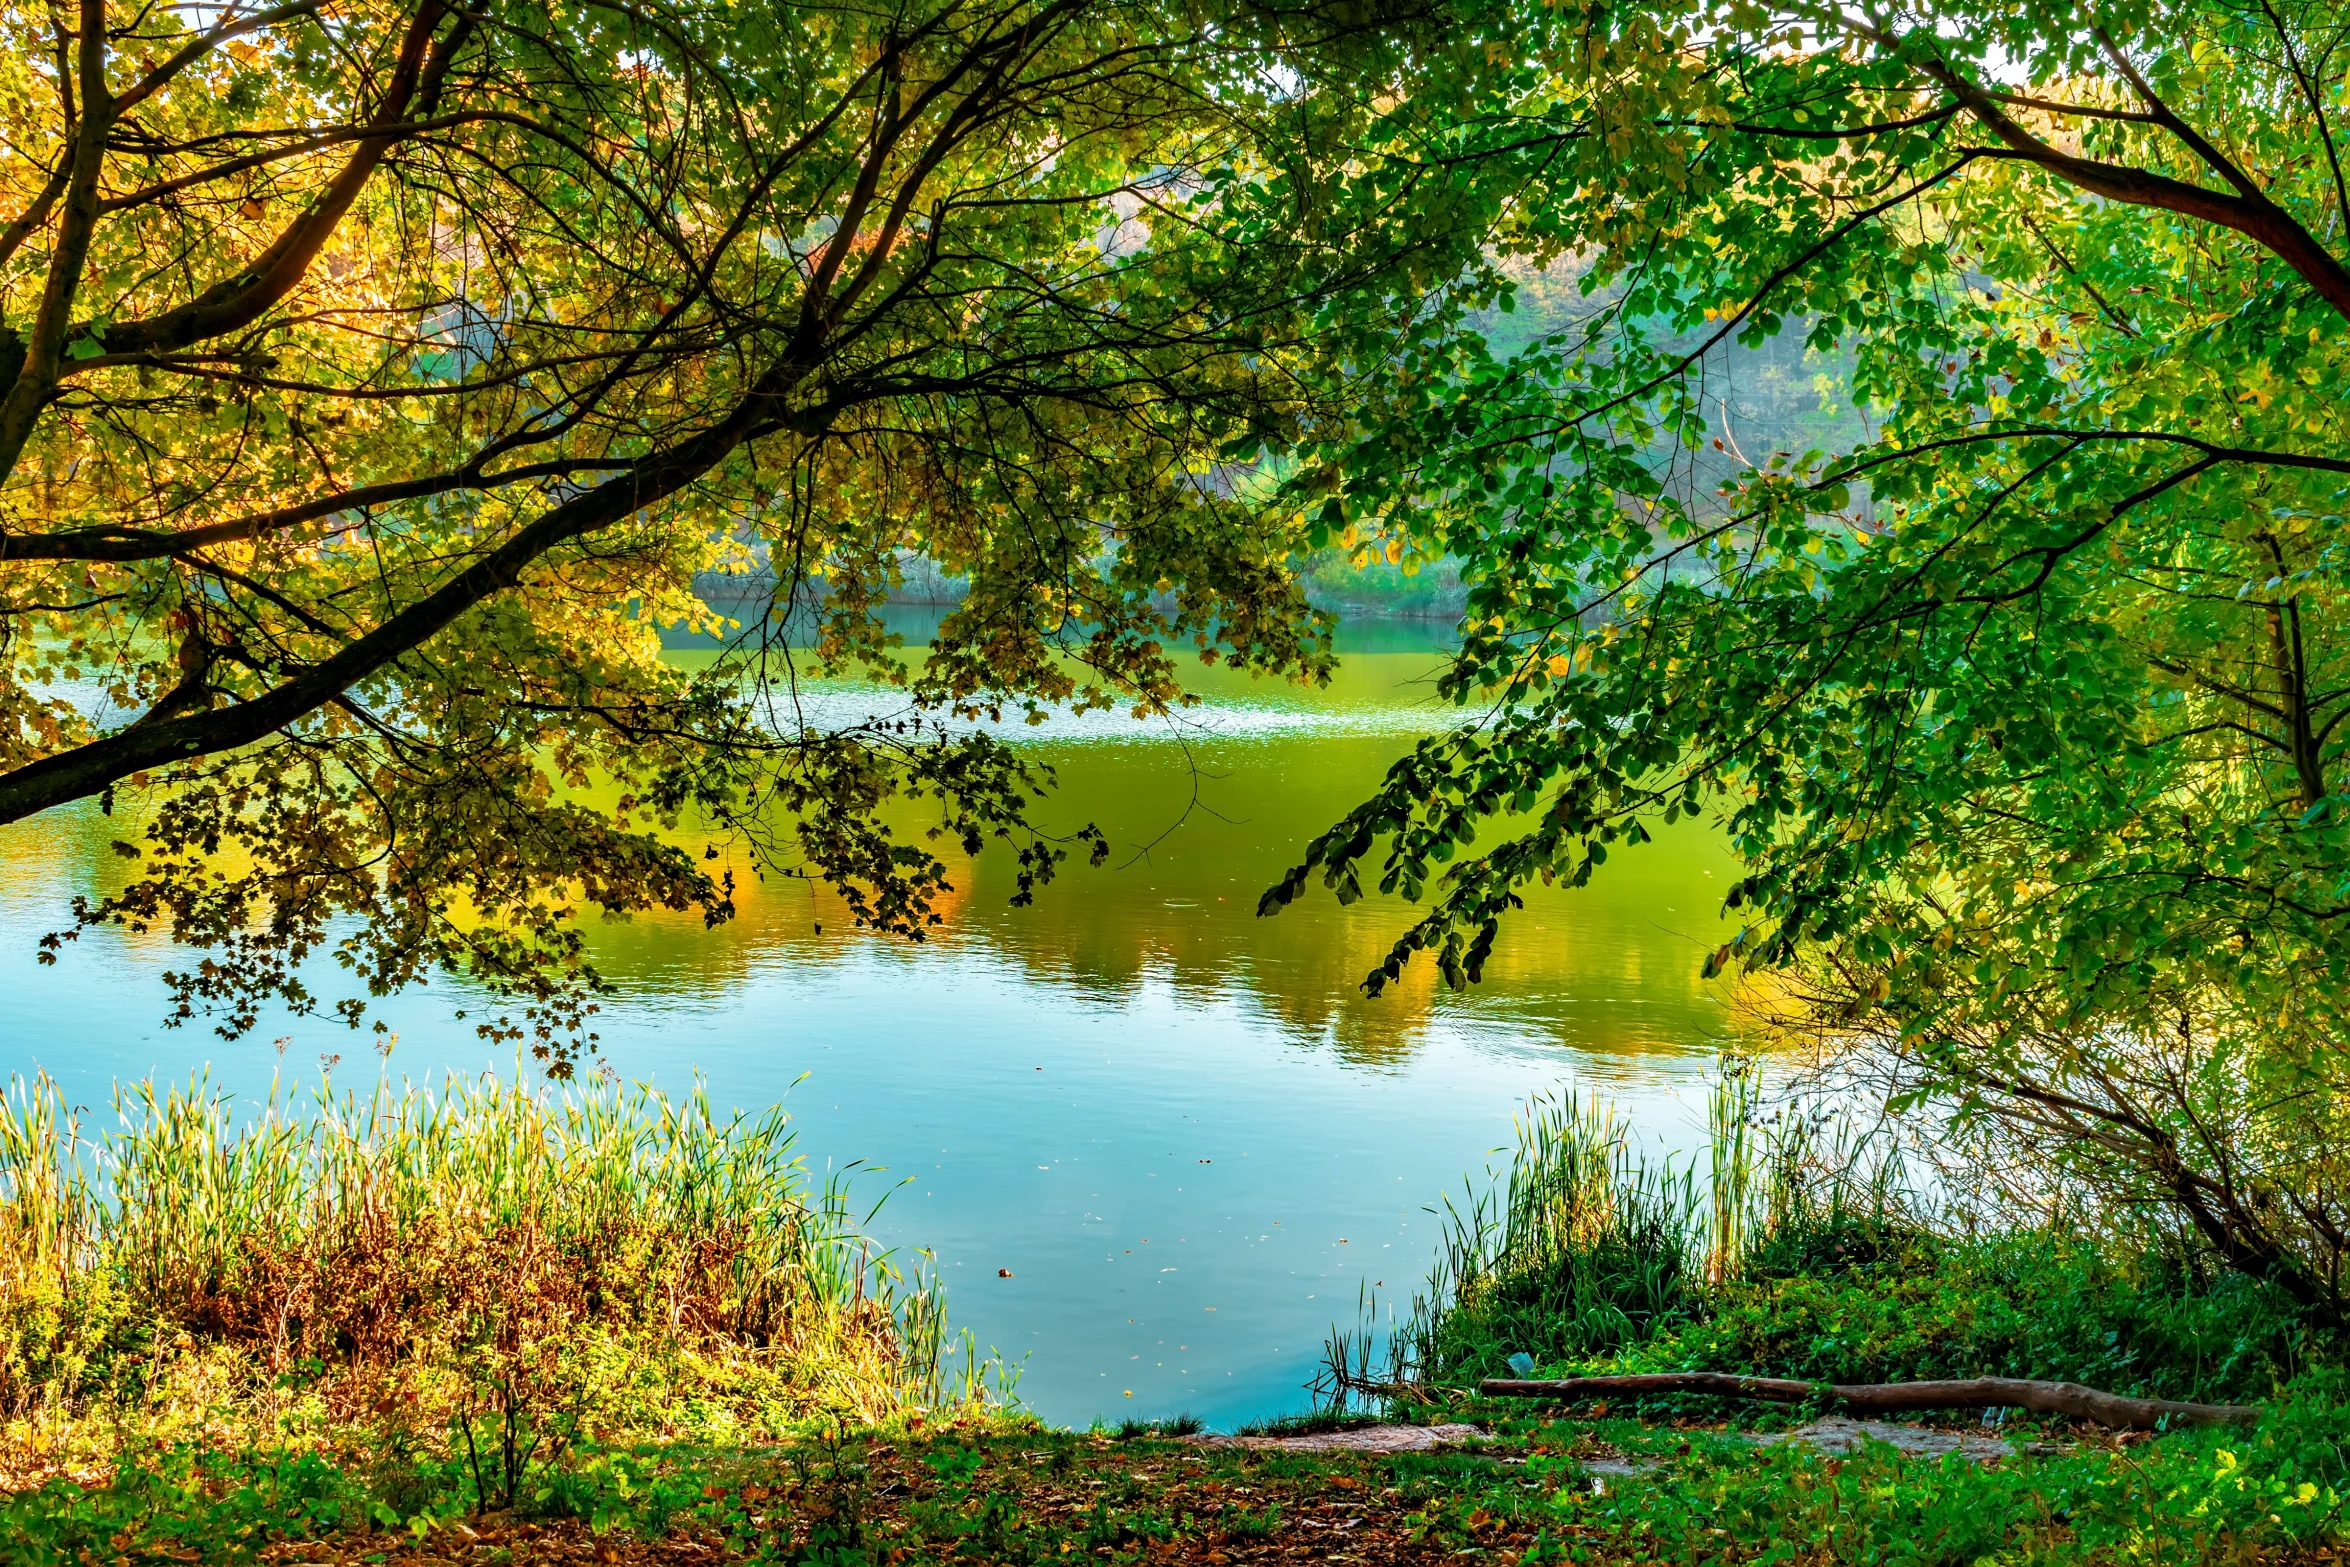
[2,1445,373,1567]
[3,1095,2338,1567]
[8,1390,2350,1566]
[1263,0,2350,1317]
[1294,550,1469,619]
[0,0,1485,1066]
[1356,1084,2329,1409]
[1632,1233,2317,1403]
[1514,1388,2350,1567]
[0,1069,974,1470]
[1383,1092,1707,1385]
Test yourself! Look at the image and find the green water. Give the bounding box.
[0,625,1743,1428]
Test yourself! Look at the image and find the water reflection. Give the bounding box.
[580,723,1739,1067]
[595,634,1740,1064]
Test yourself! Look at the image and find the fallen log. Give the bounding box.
[1476,1373,2257,1430]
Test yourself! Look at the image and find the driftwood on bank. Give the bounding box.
[1477,1373,2258,1430]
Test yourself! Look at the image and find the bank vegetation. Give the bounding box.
[0,1070,977,1489]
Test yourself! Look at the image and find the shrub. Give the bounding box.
[1359,1079,2334,1408]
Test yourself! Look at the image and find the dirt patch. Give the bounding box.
[1188,1424,1488,1454]
[1750,1416,2016,1464]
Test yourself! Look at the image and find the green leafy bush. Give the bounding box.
[1516,1382,2350,1566]
[1637,1232,2313,1403]
[1379,1083,2331,1408]
[0,1447,368,1567]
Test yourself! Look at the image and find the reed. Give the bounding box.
[0,1069,975,1452]
[1320,1069,1883,1403]
[1388,1092,1706,1387]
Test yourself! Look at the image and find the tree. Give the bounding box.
[1266,0,2350,1316]
[0,0,1458,1064]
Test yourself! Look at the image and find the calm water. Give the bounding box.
[0,622,1743,1428]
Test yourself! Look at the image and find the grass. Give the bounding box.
[1318,1085,1734,1397]
[5,1068,2348,1566]
[6,1395,2349,1566]
[1498,1390,2350,1563]
[0,1069,988,1486]
[1281,1073,2350,1562]
[1228,1408,1384,1438]
[1338,1078,2321,1410]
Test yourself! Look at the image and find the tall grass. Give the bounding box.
[0,1069,979,1454]
[1363,1072,1951,1391]
[1323,1068,2321,1410]
[1318,1089,1719,1404]
[1337,1090,1725,1396]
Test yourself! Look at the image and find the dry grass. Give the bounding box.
[0,1069,977,1476]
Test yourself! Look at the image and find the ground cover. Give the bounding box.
[7,1395,2350,1566]
[8,1074,2348,1565]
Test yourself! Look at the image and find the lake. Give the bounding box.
[0,618,1743,1429]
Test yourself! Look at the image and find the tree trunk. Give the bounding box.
[1477,1373,2256,1429]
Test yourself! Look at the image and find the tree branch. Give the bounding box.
[1930,59,2350,320]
